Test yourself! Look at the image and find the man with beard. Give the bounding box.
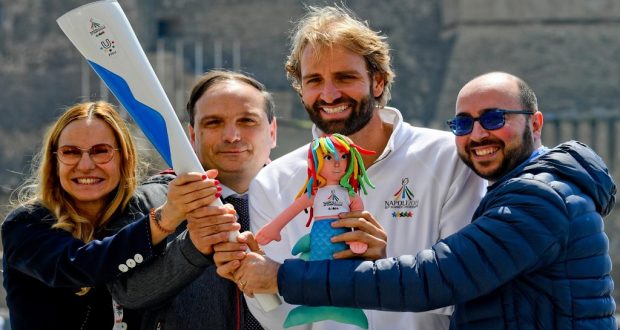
[215,6,486,330]
[226,71,617,329]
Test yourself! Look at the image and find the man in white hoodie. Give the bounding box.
[216,5,486,330]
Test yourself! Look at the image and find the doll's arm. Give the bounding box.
[349,194,364,212]
[347,194,368,254]
[255,195,313,245]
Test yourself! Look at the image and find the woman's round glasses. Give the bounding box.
[54,144,119,165]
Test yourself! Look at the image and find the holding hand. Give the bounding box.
[149,170,221,244]
[213,231,261,282]
[331,210,387,260]
[159,170,221,230]
[231,252,280,297]
[186,204,241,255]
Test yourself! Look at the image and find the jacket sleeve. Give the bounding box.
[278,179,570,311]
[108,229,214,309]
[1,208,157,288]
[108,172,215,309]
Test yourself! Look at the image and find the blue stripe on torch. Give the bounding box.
[87,60,173,167]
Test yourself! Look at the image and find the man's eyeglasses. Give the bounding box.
[447,108,534,136]
[55,144,119,165]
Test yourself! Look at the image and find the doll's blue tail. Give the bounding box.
[291,233,311,261]
[283,306,368,329]
[309,219,347,260]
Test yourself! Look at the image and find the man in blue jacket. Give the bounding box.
[222,71,617,329]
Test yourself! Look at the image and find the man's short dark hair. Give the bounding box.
[186,70,275,126]
[517,78,538,113]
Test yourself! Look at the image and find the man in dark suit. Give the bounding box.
[109,70,276,330]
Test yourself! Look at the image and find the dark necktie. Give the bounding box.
[222,195,263,330]
[224,194,250,232]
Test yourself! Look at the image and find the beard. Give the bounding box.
[304,92,376,136]
[459,125,534,182]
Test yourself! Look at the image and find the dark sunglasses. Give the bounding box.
[55,144,119,165]
[447,108,534,136]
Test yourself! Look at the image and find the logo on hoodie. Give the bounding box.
[385,178,418,218]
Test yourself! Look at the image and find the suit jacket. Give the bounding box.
[2,178,168,329]
[109,174,259,330]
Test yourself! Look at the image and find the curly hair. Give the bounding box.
[285,5,395,107]
[297,133,374,199]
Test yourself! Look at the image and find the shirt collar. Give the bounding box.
[219,184,247,200]
[310,107,403,162]
[311,107,402,138]
[528,146,549,162]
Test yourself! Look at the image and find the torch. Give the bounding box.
[57,0,280,311]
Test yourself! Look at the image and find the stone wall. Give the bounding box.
[437,0,620,121]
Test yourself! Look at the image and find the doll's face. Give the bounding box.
[320,151,348,185]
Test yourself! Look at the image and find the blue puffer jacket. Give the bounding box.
[278,141,617,329]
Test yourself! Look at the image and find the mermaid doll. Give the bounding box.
[255,133,374,328]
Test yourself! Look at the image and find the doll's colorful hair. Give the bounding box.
[296,133,375,200]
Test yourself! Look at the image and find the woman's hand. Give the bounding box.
[159,169,220,230]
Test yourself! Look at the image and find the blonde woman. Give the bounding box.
[2,101,220,329]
